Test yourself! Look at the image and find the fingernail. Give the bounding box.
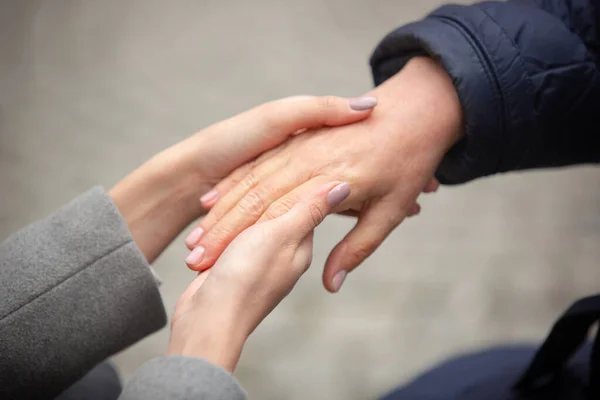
[332,270,347,292]
[328,182,351,207]
[185,246,205,265]
[200,190,219,206]
[349,96,377,111]
[185,227,204,247]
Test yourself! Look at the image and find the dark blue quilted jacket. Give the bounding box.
[371,0,600,184]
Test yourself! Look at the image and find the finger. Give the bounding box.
[272,181,351,243]
[197,95,376,220]
[186,164,259,250]
[407,202,421,217]
[423,178,439,193]
[257,175,334,223]
[203,95,377,171]
[198,152,291,236]
[199,162,254,210]
[187,166,311,271]
[258,95,378,132]
[257,182,360,223]
[198,94,375,211]
[199,141,288,212]
[322,200,403,293]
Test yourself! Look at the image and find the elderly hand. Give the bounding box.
[185,57,463,292]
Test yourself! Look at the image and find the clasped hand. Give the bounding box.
[185,57,462,293]
[165,57,462,372]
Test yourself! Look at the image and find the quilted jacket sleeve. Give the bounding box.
[371,0,600,184]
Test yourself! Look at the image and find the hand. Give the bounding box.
[185,57,463,292]
[167,181,350,371]
[109,95,376,263]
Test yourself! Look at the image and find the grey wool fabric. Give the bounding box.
[0,187,247,400]
[120,356,246,400]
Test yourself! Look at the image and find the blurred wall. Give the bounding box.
[1,1,600,399]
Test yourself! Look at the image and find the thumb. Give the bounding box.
[250,95,378,145]
[272,182,351,244]
[205,96,377,171]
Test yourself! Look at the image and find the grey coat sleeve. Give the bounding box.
[0,187,247,400]
[0,187,166,399]
[119,356,247,400]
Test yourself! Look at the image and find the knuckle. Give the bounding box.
[318,95,338,111]
[237,189,268,218]
[308,201,327,227]
[239,172,257,192]
[264,197,295,220]
[204,226,233,249]
[202,210,223,229]
[229,168,250,186]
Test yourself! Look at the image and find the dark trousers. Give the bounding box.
[55,362,121,400]
[382,294,600,399]
[380,344,592,400]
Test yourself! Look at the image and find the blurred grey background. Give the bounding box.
[1,1,599,399]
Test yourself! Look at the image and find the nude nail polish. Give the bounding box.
[185,246,205,265]
[349,96,377,111]
[332,270,347,292]
[200,190,218,205]
[185,227,204,247]
[328,183,351,207]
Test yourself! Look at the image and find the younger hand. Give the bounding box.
[167,181,351,371]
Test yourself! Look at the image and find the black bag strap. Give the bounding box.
[514,294,600,396]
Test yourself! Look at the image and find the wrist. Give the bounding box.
[168,308,247,372]
[370,56,464,157]
[110,146,210,263]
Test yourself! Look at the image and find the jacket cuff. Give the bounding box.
[370,5,535,184]
[0,187,167,399]
[119,356,247,400]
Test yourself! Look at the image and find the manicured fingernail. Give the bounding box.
[185,246,205,265]
[332,270,347,292]
[328,182,351,207]
[185,227,204,247]
[349,96,377,111]
[200,190,218,206]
